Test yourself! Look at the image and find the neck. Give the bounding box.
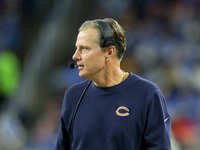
[93,67,125,87]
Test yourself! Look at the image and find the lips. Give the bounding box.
[78,65,84,70]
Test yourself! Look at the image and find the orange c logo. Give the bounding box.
[116,106,129,117]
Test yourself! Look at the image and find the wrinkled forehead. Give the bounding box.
[76,28,99,47]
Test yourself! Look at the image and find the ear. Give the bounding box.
[105,46,116,61]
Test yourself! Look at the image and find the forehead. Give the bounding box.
[76,28,98,46]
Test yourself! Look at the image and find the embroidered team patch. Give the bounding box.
[116,106,129,116]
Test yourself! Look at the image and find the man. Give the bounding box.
[55,18,171,150]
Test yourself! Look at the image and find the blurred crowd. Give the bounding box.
[1,0,200,150]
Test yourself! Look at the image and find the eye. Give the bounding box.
[82,46,90,51]
[76,46,90,52]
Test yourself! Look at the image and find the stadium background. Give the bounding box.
[0,0,200,149]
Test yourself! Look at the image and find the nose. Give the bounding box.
[72,49,81,61]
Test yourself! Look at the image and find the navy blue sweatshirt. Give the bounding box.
[55,72,171,150]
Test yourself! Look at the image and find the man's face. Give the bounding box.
[73,28,106,79]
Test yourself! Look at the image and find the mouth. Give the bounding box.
[78,65,84,70]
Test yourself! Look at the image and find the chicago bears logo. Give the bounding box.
[116,106,129,116]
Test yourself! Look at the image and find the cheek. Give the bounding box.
[89,58,104,70]
[85,51,105,69]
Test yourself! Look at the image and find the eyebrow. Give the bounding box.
[76,45,90,49]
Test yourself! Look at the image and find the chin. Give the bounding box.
[79,72,87,78]
[79,72,90,80]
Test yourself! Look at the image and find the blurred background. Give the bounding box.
[0,0,200,149]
